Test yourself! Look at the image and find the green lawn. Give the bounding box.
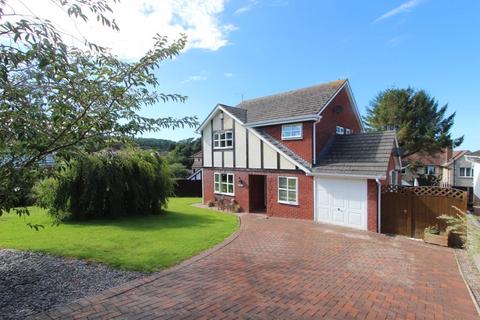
[0,198,238,272]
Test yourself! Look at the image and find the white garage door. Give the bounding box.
[315,177,368,230]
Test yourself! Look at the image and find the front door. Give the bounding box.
[249,175,266,212]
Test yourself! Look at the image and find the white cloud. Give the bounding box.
[182,75,208,83]
[5,0,237,59]
[234,1,258,15]
[234,0,287,15]
[224,72,234,77]
[373,0,424,23]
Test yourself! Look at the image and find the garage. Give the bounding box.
[315,177,368,230]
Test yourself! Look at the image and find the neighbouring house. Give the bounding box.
[466,150,480,207]
[402,150,451,185]
[197,79,402,232]
[442,150,475,188]
[187,151,203,181]
[403,149,475,204]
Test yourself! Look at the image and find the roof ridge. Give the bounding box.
[237,79,347,106]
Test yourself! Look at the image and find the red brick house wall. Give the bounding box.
[367,179,379,232]
[262,121,314,163]
[315,88,362,157]
[203,168,313,220]
[383,154,401,185]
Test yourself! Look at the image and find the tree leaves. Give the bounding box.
[0,0,198,215]
[364,87,462,157]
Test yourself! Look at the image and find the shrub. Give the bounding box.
[35,148,173,221]
[32,177,58,209]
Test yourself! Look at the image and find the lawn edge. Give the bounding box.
[34,213,245,317]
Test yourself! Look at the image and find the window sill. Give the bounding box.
[214,192,235,197]
[281,137,302,141]
[278,200,299,206]
[213,147,233,150]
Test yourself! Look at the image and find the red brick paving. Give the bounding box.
[34,214,478,319]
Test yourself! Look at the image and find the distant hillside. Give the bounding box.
[135,138,176,152]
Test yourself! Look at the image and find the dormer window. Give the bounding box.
[336,126,345,135]
[213,130,233,149]
[282,123,302,140]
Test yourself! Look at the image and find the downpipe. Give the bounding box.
[376,178,381,233]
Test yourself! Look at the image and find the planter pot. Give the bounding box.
[424,232,449,247]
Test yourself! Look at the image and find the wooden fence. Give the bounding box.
[173,179,202,197]
[381,185,468,238]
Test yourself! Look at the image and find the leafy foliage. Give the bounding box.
[0,0,197,216]
[164,138,201,178]
[135,138,176,153]
[416,174,442,186]
[34,148,173,221]
[365,87,462,157]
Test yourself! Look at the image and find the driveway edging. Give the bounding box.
[33,213,244,319]
[101,213,244,302]
[455,249,480,316]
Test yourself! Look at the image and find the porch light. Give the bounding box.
[237,177,244,188]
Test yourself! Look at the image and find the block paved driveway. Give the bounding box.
[36,214,478,320]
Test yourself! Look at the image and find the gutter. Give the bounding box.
[306,172,385,180]
[376,178,382,233]
[246,114,321,128]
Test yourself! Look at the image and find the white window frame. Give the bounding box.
[213,130,233,149]
[424,165,436,175]
[277,176,298,205]
[345,128,352,135]
[214,172,235,196]
[281,123,303,140]
[459,167,473,178]
[336,126,345,135]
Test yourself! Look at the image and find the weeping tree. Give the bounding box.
[34,148,173,221]
[364,87,463,157]
[0,0,197,217]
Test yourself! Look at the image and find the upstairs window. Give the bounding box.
[336,126,345,135]
[281,123,302,140]
[460,167,474,177]
[424,165,436,175]
[213,130,233,149]
[345,128,352,135]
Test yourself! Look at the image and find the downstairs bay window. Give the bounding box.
[278,176,298,205]
[214,172,234,195]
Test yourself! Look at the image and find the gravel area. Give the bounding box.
[456,249,480,310]
[0,249,143,320]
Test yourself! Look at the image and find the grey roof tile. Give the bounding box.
[235,79,346,124]
[313,131,397,177]
[220,104,247,123]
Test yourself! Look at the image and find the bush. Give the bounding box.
[32,177,58,209]
[34,148,173,221]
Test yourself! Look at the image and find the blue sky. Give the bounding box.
[137,0,479,151]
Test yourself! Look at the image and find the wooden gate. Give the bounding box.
[381,186,467,238]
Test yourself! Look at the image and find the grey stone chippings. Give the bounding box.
[0,249,143,320]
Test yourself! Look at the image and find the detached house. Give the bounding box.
[197,79,401,232]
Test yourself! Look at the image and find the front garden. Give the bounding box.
[0,198,238,272]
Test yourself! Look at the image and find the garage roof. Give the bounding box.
[313,131,397,178]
